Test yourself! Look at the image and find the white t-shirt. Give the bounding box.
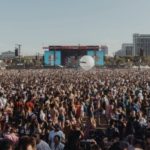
[40,110,46,121]
[0,97,7,109]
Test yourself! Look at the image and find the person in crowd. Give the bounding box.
[64,130,82,150]
[17,136,36,150]
[51,135,64,150]
[109,141,128,150]
[0,69,150,149]
[49,124,65,147]
[0,139,14,150]
[3,125,19,144]
[58,103,66,129]
[33,133,51,150]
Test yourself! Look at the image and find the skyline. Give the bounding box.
[0,0,150,55]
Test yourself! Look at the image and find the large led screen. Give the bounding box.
[95,51,104,66]
[44,51,61,66]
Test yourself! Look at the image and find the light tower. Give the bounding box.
[15,44,22,62]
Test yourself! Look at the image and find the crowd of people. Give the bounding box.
[0,69,150,150]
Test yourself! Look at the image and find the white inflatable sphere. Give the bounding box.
[80,55,95,70]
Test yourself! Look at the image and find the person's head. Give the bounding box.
[0,139,14,150]
[4,124,11,133]
[65,120,70,127]
[138,111,143,118]
[32,133,41,145]
[54,135,61,145]
[18,136,36,150]
[134,139,144,149]
[91,144,101,150]
[54,124,60,131]
[131,110,136,117]
[110,119,115,127]
[109,141,128,150]
[50,103,55,109]
[67,130,81,149]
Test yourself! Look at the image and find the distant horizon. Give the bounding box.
[0,0,150,55]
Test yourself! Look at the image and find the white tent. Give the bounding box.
[132,65,150,69]
[132,66,138,69]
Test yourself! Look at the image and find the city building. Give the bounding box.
[116,33,150,57]
[0,51,15,59]
[133,33,150,56]
[122,43,133,56]
[115,49,125,56]
[115,43,133,56]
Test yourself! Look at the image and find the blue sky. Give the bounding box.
[0,0,150,55]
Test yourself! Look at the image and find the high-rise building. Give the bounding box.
[0,51,15,59]
[115,49,125,56]
[115,43,133,56]
[122,43,133,56]
[133,33,150,56]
